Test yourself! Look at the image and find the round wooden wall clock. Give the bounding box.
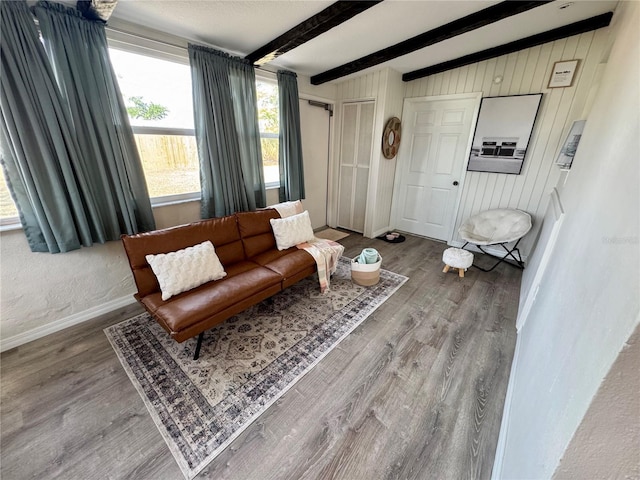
[382,117,401,159]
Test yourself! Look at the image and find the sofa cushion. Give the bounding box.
[251,248,316,280]
[224,260,263,278]
[145,240,226,301]
[122,215,243,298]
[141,264,282,334]
[237,209,280,258]
[270,211,315,251]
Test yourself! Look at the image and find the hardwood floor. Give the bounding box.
[1,233,521,480]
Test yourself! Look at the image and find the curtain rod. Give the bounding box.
[105,25,189,51]
[104,24,276,74]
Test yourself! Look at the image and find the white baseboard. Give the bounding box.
[372,227,390,239]
[1,294,136,352]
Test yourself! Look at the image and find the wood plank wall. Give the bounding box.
[371,70,404,236]
[404,29,610,256]
[334,69,405,238]
[338,70,381,100]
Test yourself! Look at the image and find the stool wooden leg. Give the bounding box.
[443,265,451,273]
[458,268,464,278]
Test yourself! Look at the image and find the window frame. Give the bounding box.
[255,74,280,189]
[261,131,280,189]
[129,126,200,205]
[0,215,21,230]
[0,164,20,227]
[107,40,201,205]
[109,41,283,197]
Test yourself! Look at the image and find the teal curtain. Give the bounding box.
[188,45,266,218]
[277,70,305,202]
[0,0,102,253]
[229,58,267,211]
[34,1,156,237]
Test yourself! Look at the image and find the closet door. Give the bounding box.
[337,101,375,232]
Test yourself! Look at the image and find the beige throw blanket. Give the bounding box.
[297,238,345,293]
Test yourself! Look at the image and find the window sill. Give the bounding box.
[151,193,200,208]
[151,198,200,208]
[1,188,280,232]
[0,222,22,233]
[0,196,200,233]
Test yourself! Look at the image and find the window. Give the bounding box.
[109,48,199,202]
[110,50,281,196]
[0,173,19,224]
[256,80,280,186]
[1,46,282,224]
[0,108,18,223]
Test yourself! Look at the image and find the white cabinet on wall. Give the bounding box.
[337,100,375,232]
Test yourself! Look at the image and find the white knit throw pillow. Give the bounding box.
[270,200,303,218]
[270,210,315,251]
[145,240,226,301]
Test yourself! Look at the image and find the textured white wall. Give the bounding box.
[553,321,640,479]
[496,2,639,478]
[297,73,337,101]
[0,202,199,349]
[0,230,136,339]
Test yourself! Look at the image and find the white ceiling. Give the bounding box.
[109,0,618,83]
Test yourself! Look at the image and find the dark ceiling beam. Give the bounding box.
[402,12,613,82]
[246,1,382,66]
[310,0,551,85]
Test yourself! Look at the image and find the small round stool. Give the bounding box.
[442,247,474,278]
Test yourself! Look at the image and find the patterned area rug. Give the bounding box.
[105,257,407,479]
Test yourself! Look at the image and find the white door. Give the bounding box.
[299,99,331,229]
[337,101,375,233]
[394,94,479,241]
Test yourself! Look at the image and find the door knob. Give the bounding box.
[453,181,459,186]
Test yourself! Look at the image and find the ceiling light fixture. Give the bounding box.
[493,75,504,84]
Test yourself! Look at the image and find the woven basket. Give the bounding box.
[351,254,382,286]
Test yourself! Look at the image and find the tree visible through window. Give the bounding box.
[126,96,169,121]
[257,81,279,185]
[109,48,200,200]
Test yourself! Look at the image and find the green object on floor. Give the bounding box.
[358,248,379,264]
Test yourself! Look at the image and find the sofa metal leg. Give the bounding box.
[193,332,204,360]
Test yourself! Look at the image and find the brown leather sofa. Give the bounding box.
[121,209,316,359]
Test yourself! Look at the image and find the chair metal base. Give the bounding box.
[461,239,526,272]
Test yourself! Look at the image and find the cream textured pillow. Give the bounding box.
[145,240,226,301]
[270,210,315,251]
[270,200,303,218]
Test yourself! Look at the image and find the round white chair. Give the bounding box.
[459,208,532,271]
